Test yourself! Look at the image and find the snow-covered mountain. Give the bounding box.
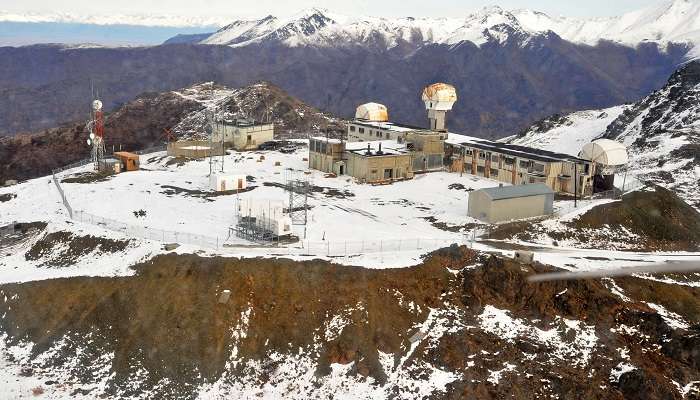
[507,60,700,209]
[199,1,700,51]
[0,11,230,28]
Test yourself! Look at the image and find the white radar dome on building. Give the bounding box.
[579,139,629,166]
[422,83,457,111]
[422,83,458,131]
[355,103,389,122]
[92,99,103,111]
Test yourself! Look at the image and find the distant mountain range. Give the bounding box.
[186,2,700,51]
[0,1,698,139]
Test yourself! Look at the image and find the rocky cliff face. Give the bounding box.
[508,61,700,209]
[0,247,697,398]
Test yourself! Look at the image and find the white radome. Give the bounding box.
[579,139,629,166]
[87,138,91,146]
[92,99,103,111]
[422,83,458,111]
[355,103,388,122]
[89,133,95,140]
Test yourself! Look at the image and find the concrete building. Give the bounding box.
[309,137,413,183]
[213,119,274,151]
[346,121,446,173]
[210,174,247,192]
[468,184,554,223]
[345,141,413,183]
[308,137,345,175]
[447,136,597,197]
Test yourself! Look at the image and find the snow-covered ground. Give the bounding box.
[0,146,493,282]
[1,145,698,285]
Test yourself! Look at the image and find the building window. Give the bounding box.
[532,163,545,173]
[350,126,356,132]
[479,152,486,159]
[359,128,365,134]
[385,132,389,139]
[384,168,393,179]
[584,163,590,174]
[519,160,529,169]
[504,157,515,165]
[491,155,499,162]
[464,149,473,156]
[476,166,485,174]
[490,168,498,177]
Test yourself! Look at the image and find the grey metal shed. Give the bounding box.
[468,184,554,223]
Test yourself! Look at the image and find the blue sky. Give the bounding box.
[6,0,666,19]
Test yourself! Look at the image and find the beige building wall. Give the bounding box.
[468,192,553,223]
[167,141,224,158]
[346,152,413,183]
[454,145,594,197]
[214,123,274,150]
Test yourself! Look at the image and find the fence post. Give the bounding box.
[327,241,330,257]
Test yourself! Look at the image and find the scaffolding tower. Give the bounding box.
[287,176,310,226]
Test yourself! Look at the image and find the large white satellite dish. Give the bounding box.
[92,99,103,111]
[87,138,91,146]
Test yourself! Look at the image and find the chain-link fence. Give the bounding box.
[51,165,460,255]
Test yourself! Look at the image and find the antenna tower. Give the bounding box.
[86,83,106,171]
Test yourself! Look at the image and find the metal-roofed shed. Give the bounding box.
[468,184,554,223]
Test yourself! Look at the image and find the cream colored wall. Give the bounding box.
[469,192,551,223]
[458,146,595,196]
[213,124,274,150]
[488,195,550,223]
[346,152,413,182]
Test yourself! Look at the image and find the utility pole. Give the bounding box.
[574,163,578,208]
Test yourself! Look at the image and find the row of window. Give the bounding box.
[349,125,391,139]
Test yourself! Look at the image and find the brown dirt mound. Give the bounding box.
[1,248,698,398]
[573,186,700,251]
[24,231,131,267]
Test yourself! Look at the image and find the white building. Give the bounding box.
[236,199,293,237]
[210,174,247,192]
[213,119,274,151]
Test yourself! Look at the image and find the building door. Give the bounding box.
[339,165,344,175]
[221,180,226,191]
[384,168,393,180]
[238,179,244,189]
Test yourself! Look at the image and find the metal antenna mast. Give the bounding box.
[86,80,105,171]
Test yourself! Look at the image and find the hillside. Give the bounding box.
[507,60,700,209]
[1,131,699,398]
[0,81,343,183]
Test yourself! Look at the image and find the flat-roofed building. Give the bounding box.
[468,184,554,223]
[308,137,346,175]
[213,118,274,151]
[347,120,447,173]
[447,134,596,197]
[308,137,413,183]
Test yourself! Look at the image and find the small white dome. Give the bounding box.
[579,139,628,166]
[355,103,389,122]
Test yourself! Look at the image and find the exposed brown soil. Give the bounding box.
[160,184,257,201]
[24,231,131,267]
[0,192,16,202]
[422,216,480,233]
[490,186,700,251]
[573,186,700,251]
[0,248,698,398]
[61,171,114,184]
